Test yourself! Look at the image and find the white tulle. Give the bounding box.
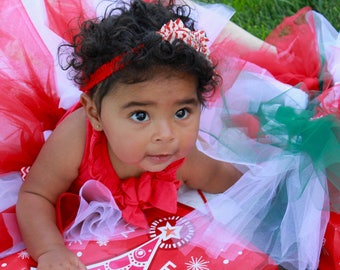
[0,173,25,258]
[181,0,235,46]
[190,63,327,269]
[0,172,22,212]
[311,10,340,84]
[180,151,329,269]
[63,180,124,241]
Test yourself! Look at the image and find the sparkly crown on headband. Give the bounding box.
[157,18,210,57]
[81,19,210,92]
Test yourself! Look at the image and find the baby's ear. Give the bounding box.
[80,93,103,131]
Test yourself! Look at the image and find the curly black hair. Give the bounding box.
[59,0,220,112]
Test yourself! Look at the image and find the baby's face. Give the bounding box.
[98,72,201,177]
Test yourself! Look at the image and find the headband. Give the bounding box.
[80,18,210,92]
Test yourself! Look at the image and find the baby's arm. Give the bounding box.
[178,146,242,193]
[16,109,87,270]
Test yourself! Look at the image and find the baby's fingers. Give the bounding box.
[37,247,86,270]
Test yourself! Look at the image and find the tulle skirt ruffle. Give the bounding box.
[186,7,340,270]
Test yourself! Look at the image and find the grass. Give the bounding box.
[205,0,340,39]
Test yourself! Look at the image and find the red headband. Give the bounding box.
[80,53,126,93]
[81,19,210,92]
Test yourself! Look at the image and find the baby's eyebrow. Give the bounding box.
[121,97,199,109]
[176,97,199,106]
[121,101,154,109]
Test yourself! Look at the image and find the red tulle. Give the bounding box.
[0,0,65,173]
[44,0,96,44]
[319,211,340,270]
[242,7,330,92]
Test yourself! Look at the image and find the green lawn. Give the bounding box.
[206,0,340,39]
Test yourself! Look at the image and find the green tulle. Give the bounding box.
[258,92,340,209]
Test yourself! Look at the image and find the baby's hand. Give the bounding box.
[37,245,86,270]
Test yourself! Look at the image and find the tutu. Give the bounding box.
[184,7,340,270]
[0,0,340,269]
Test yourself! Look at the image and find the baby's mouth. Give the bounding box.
[146,154,173,164]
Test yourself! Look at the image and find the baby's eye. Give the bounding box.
[175,108,189,119]
[130,111,149,122]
